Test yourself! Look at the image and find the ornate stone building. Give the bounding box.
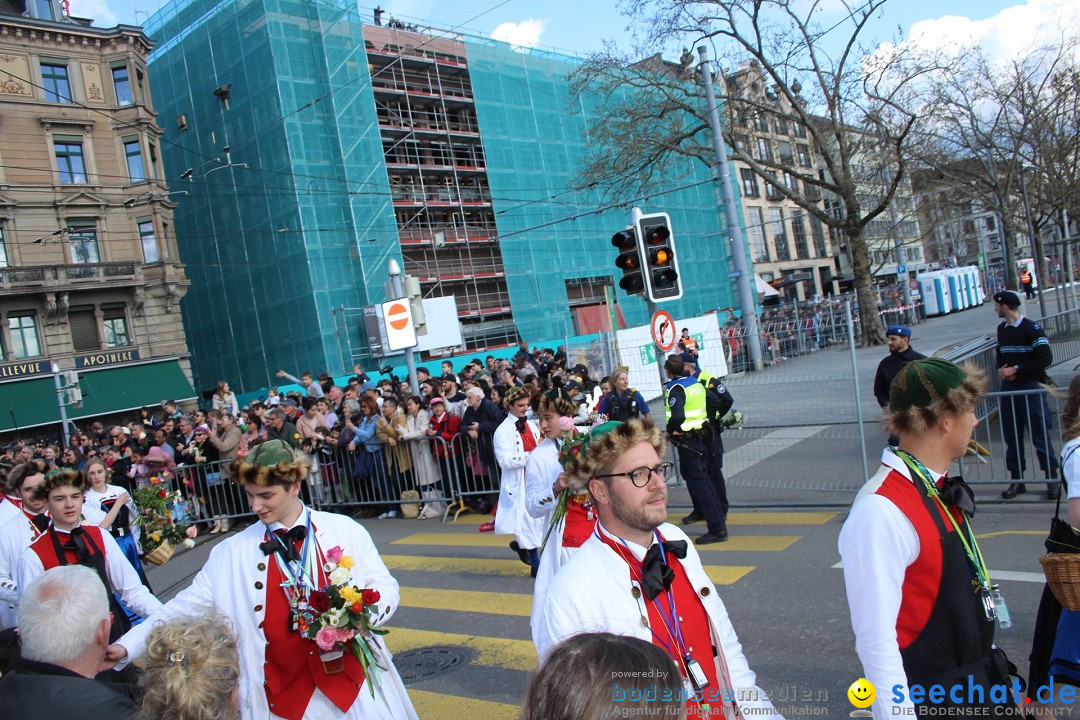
[0,0,195,435]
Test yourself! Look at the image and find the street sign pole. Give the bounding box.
[51,362,71,447]
[388,259,420,396]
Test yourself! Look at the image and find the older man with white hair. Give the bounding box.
[0,565,137,717]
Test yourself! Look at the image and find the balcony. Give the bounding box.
[0,261,143,295]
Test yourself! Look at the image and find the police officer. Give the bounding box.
[663,354,727,544]
[994,290,1059,500]
[596,368,650,422]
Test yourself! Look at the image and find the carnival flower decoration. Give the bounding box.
[298,549,388,696]
[722,410,745,430]
[133,483,190,554]
[541,426,594,553]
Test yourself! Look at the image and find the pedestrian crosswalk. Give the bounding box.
[380,510,837,719]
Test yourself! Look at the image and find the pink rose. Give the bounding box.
[334,628,356,643]
[315,626,339,651]
[185,526,198,539]
[558,417,575,431]
[326,546,344,563]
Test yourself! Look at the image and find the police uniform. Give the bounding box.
[596,387,649,422]
[665,374,727,541]
[995,306,1057,490]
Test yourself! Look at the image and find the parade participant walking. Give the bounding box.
[105,440,417,720]
[535,419,780,718]
[663,355,727,544]
[839,358,1014,718]
[596,368,649,422]
[993,290,1060,499]
[524,392,604,647]
[493,386,545,575]
[0,461,49,629]
[83,458,151,609]
[18,467,161,676]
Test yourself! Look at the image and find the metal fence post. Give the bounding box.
[847,301,870,482]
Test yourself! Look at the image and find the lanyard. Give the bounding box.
[894,449,991,590]
[265,511,315,594]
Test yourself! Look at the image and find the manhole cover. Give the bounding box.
[394,646,474,683]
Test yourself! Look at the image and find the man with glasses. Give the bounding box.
[535,419,779,718]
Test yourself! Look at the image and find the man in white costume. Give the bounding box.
[525,391,603,648]
[536,419,781,719]
[0,461,49,628]
[104,440,418,720]
[493,386,545,576]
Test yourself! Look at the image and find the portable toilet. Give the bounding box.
[945,270,963,310]
[969,266,986,305]
[919,271,953,316]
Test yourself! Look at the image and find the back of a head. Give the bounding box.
[18,565,108,666]
[521,632,683,720]
[141,614,240,720]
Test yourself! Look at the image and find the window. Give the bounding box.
[985,216,996,231]
[32,0,55,20]
[797,144,812,167]
[773,117,788,135]
[748,207,768,262]
[69,306,100,352]
[40,61,71,104]
[54,139,87,184]
[138,219,160,263]
[733,134,750,156]
[741,168,760,198]
[791,213,810,259]
[777,141,794,166]
[905,247,922,263]
[147,142,158,179]
[792,123,807,139]
[161,220,170,260]
[112,65,133,106]
[754,113,770,132]
[135,68,146,104]
[67,221,100,264]
[8,314,41,359]
[0,223,7,268]
[756,138,773,162]
[770,208,790,260]
[124,139,145,182]
[102,304,131,348]
[764,171,783,200]
[811,217,828,258]
[784,171,800,192]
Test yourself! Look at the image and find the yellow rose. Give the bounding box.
[338,556,354,570]
[152,532,161,542]
[339,586,360,604]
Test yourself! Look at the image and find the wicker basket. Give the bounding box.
[143,541,175,566]
[1040,553,1080,610]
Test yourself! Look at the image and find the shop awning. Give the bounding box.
[755,274,780,297]
[0,358,195,434]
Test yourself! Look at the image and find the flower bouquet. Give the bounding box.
[721,410,745,430]
[133,477,193,562]
[300,545,388,695]
[540,418,593,553]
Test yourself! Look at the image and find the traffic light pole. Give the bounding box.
[387,259,420,396]
[698,46,763,372]
[51,362,71,447]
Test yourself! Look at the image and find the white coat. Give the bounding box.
[400,409,439,489]
[524,437,583,649]
[535,521,781,719]
[493,414,545,548]
[0,511,39,628]
[115,507,417,720]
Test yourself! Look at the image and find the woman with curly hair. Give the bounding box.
[141,614,240,720]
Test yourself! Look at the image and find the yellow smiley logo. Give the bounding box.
[847,678,876,708]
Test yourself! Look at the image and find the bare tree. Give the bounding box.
[570,0,935,346]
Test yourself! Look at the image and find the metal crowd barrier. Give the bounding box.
[960,387,1065,488]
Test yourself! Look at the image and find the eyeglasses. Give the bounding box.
[594,462,674,488]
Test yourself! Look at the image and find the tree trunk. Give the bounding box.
[1000,212,1019,290]
[846,222,886,346]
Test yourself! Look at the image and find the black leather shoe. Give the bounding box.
[1001,483,1027,499]
[509,541,531,565]
[681,511,703,525]
[696,531,729,545]
[1047,484,1061,501]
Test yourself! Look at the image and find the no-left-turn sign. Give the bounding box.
[652,309,677,352]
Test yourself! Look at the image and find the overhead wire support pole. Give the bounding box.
[697,46,763,372]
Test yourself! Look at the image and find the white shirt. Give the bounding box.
[1063,436,1080,500]
[837,448,947,720]
[0,510,44,628]
[17,523,163,620]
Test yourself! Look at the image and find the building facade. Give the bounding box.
[144,0,741,393]
[0,0,195,435]
[724,61,835,300]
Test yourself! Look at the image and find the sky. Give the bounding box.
[66,0,1080,63]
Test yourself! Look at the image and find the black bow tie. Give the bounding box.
[260,526,307,563]
[30,513,49,533]
[640,539,688,600]
[515,418,527,433]
[939,474,976,518]
[59,526,90,562]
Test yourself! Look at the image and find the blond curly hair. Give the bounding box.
[141,614,240,720]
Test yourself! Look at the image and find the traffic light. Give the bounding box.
[637,212,682,302]
[60,370,82,409]
[612,228,645,295]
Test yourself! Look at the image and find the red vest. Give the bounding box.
[519,425,537,453]
[561,497,595,548]
[597,531,720,711]
[262,534,364,720]
[873,468,962,649]
[30,524,106,569]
